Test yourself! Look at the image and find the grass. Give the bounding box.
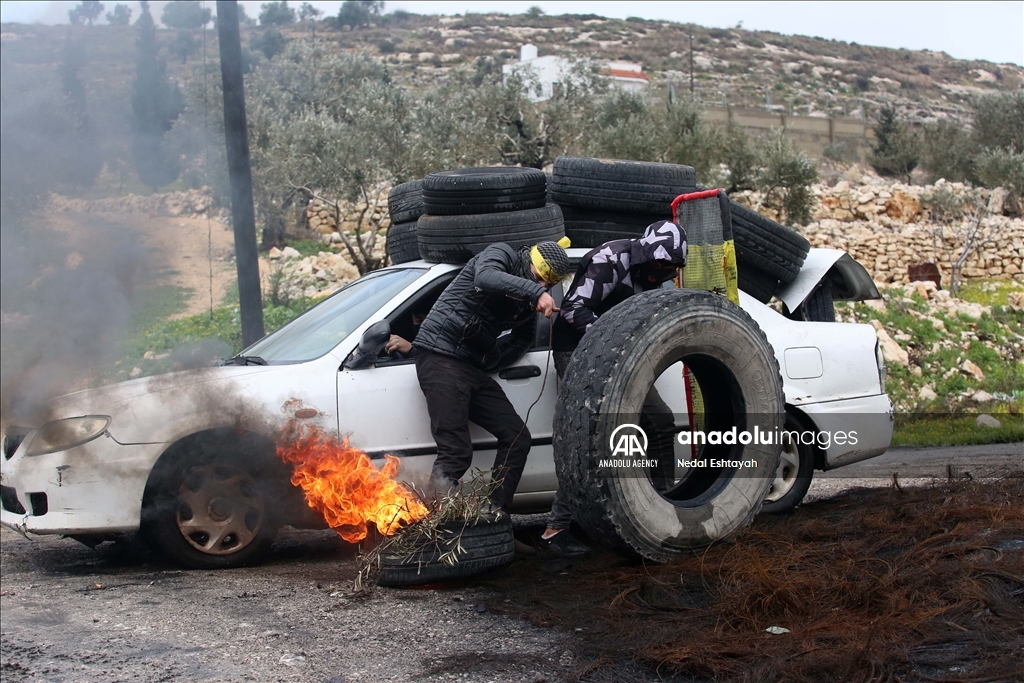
[892,413,1024,447]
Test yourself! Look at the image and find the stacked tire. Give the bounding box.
[728,200,810,304]
[386,180,425,265]
[549,156,696,247]
[417,167,565,264]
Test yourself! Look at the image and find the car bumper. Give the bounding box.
[0,434,162,536]
[799,394,894,469]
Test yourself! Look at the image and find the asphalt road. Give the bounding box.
[1,443,1021,683]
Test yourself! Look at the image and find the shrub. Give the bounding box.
[756,128,818,225]
[869,106,919,182]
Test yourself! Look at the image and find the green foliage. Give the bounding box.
[169,30,199,63]
[57,39,103,188]
[259,1,296,25]
[131,1,184,190]
[974,146,1024,213]
[869,105,919,181]
[920,118,974,183]
[298,2,323,23]
[719,122,758,192]
[105,4,131,25]
[336,0,382,28]
[972,90,1024,152]
[251,29,287,60]
[161,1,211,30]
[755,128,818,225]
[525,6,545,18]
[68,1,104,26]
[891,414,1024,447]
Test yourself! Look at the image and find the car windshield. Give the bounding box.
[240,268,425,363]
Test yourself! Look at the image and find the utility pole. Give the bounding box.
[689,34,694,95]
[216,0,264,346]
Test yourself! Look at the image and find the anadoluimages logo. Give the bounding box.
[609,424,648,457]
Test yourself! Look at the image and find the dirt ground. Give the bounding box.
[40,211,238,319]
[2,445,1020,683]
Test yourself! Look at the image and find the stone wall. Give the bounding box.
[305,190,390,237]
[735,176,1024,285]
[50,189,215,217]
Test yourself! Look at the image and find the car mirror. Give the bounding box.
[343,320,391,370]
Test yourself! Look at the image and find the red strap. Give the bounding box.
[671,188,721,221]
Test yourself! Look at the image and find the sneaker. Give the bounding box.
[537,529,589,557]
[514,539,537,555]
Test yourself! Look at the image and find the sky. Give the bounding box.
[1,1,1022,66]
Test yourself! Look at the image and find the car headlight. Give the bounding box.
[26,416,111,456]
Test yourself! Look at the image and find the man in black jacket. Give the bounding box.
[413,239,572,512]
[541,220,687,555]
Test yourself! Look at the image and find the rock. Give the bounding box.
[918,385,937,401]
[976,414,1001,429]
[914,280,937,299]
[927,316,946,331]
[864,299,888,314]
[268,247,283,260]
[971,390,994,403]
[961,360,985,382]
[884,191,920,222]
[911,366,923,377]
[281,246,302,259]
[129,367,142,378]
[1008,292,1024,310]
[876,329,909,366]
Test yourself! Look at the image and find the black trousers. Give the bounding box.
[415,351,531,511]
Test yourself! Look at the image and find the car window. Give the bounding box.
[241,268,425,363]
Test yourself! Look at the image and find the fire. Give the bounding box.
[276,424,428,543]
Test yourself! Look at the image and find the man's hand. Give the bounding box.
[384,335,412,355]
[535,292,560,318]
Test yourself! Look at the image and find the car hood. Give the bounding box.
[43,365,282,421]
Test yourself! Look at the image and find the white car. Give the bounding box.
[1,248,892,567]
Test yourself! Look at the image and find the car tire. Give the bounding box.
[144,441,283,569]
[784,282,836,322]
[378,514,515,587]
[737,267,779,304]
[386,220,420,265]
[417,204,565,264]
[550,156,697,214]
[388,180,425,224]
[761,415,816,514]
[422,167,547,216]
[559,205,670,248]
[729,201,810,284]
[554,289,784,561]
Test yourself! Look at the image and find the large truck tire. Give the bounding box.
[554,289,784,561]
[422,167,547,215]
[550,156,697,214]
[417,204,565,264]
[386,220,420,265]
[388,180,425,224]
[377,514,515,587]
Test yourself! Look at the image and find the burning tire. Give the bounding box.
[761,415,816,514]
[143,436,283,569]
[554,289,784,561]
[377,514,515,587]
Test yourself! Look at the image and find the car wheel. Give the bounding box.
[417,204,565,264]
[550,156,697,214]
[422,167,547,216]
[554,289,785,561]
[148,459,278,569]
[760,416,815,514]
[388,179,425,224]
[386,220,420,264]
[377,514,515,587]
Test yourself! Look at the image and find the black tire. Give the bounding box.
[729,201,810,284]
[550,156,697,214]
[761,414,816,514]
[144,441,282,569]
[378,515,515,587]
[417,204,565,264]
[554,289,785,561]
[422,167,547,215]
[737,267,779,304]
[386,220,420,265]
[784,282,836,322]
[559,205,670,248]
[388,180,425,224]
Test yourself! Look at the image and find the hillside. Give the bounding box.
[2,10,1021,129]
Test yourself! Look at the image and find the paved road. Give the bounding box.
[2,442,1020,683]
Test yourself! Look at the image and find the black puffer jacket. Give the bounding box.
[413,244,544,372]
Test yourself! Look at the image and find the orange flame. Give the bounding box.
[276,424,428,542]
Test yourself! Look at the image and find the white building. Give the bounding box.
[502,44,649,102]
